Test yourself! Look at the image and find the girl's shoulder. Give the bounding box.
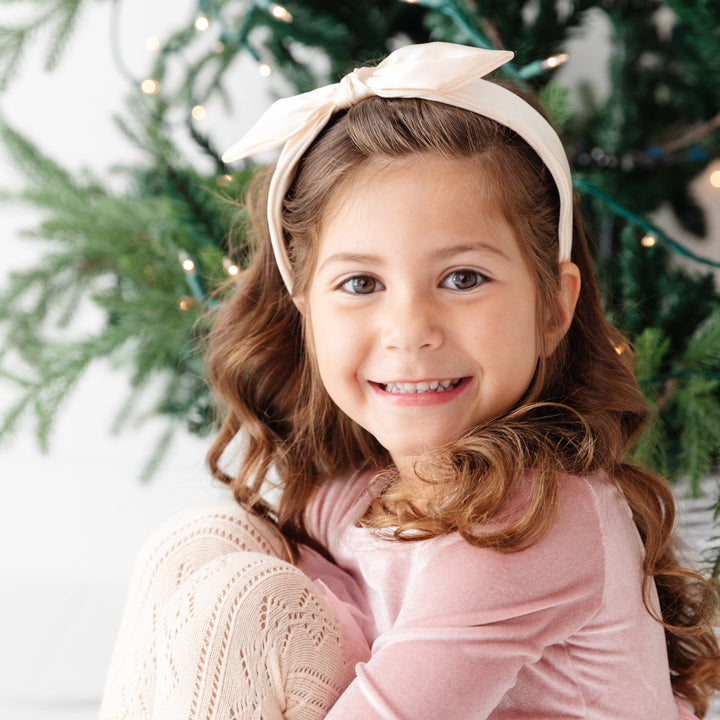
[558,470,631,522]
[398,471,637,622]
[558,470,639,551]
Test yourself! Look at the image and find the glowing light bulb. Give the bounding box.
[614,344,626,356]
[141,79,161,95]
[195,15,210,32]
[223,257,240,276]
[179,298,190,311]
[191,104,207,120]
[145,36,161,52]
[641,234,657,248]
[258,63,272,77]
[543,53,569,70]
[216,174,233,187]
[179,250,196,272]
[710,170,720,188]
[270,4,293,22]
[213,40,225,53]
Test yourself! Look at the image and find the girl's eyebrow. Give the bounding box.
[317,252,381,272]
[432,242,510,261]
[318,242,510,273]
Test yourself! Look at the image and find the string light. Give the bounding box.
[177,251,211,303]
[614,344,626,356]
[710,170,720,189]
[195,14,210,32]
[270,3,293,22]
[573,179,720,270]
[238,35,272,78]
[641,234,657,248]
[191,104,207,120]
[179,250,195,272]
[518,53,569,79]
[223,257,240,276]
[216,174,233,187]
[145,36,161,52]
[179,297,191,311]
[213,40,225,53]
[543,53,568,70]
[140,78,161,95]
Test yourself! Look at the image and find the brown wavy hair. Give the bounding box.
[206,95,720,714]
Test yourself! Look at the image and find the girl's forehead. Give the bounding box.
[315,155,523,263]
[321,154,505,225]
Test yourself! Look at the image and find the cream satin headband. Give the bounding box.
[223,41,574,293]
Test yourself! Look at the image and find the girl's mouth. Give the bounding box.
[378,378,463,394]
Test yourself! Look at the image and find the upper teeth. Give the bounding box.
[382,379,461,394]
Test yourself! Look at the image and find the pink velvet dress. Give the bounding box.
[297,470,697,719]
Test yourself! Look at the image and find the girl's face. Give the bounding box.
[297,156,577,476]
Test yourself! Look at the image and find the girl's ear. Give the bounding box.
[293,295,306,314]
[543,261,581,356]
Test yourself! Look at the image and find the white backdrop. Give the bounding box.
[0,5,718,718]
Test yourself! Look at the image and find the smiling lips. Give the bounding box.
[380,378,463,394]
[371,377,468,406]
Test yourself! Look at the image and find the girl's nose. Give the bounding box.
[380,294,443,351]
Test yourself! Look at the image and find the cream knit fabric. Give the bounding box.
[99,501,356,720]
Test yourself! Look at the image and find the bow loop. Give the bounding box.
[367,42,513,97]
[222,84,338,162]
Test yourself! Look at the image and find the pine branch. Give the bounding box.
[674,377,720,495]
[632,327,671,472]
[42,0,86,71]
[0,393,34,441]
[632,309,720,490]
[0,120,81,189]
[681,308,720,372]
[634,326,671,394]
[0,24,34,90]
[0,112,252,472]
[139,424,177,483]
[0,0,89,89]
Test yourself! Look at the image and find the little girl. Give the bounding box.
[100,43,720,719]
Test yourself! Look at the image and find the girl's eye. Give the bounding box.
[340,275,382,294]
[441,269,487,291]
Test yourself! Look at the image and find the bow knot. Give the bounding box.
[334,67,375,110]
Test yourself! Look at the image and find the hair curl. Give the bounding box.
[206,95,720,715]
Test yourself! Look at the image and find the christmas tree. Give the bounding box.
[1,1,719,547]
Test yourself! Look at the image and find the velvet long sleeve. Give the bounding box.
[298,471,681,719]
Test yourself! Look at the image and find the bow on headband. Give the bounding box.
[223,42,574,293]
